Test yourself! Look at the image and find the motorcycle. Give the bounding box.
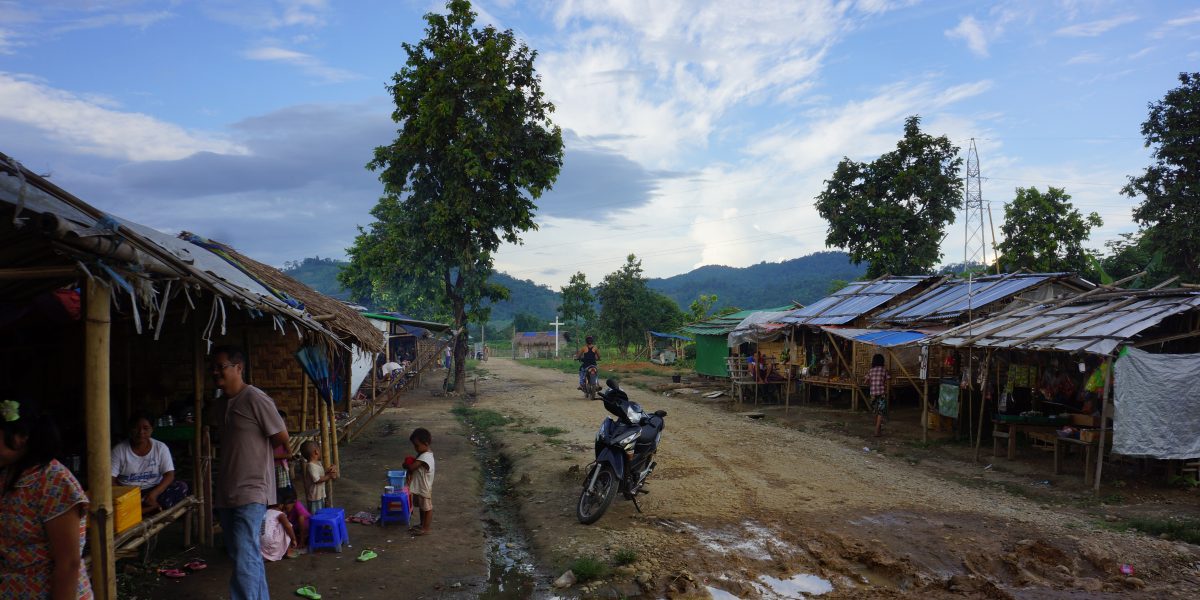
[578,359,600,400]
[576,379,667,524]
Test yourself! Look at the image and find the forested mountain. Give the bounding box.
[281,251,865,321]
[646,251,867,310]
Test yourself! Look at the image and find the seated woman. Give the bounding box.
[111,412,188,515]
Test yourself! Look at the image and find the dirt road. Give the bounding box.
[470,358,1200,599]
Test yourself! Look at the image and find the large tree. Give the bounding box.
[342,0,563,392]
[815,116,962,277]
[596,255,649,356]
[1122,72,1200,282]
[559,271,595,342]
[997,186,1102,273]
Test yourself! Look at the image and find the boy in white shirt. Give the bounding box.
[406,428,435,535]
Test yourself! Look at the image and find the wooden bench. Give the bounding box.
[113,495,201,559]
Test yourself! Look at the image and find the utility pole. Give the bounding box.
[550,318,564,358]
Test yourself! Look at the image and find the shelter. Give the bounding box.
[872,272,1092,328]
[1,152,382,598]
[512,330,567,358]
[680,307,792,378]
[646,331,692,365]
[925,284,1200,489]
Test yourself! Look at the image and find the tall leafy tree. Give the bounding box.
[1122,72,1200,282]
[559,271,595,341]
[342,0,564,392]
[597,255,650,356]
[688,294,718,322]
[815,116,962,277]
[997,187,1102,273]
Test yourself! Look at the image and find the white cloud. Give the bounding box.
[242,45,360,83]
[946,16,990,57]
[0,72,242,161]
[1165,9,1200,28]
[1053,14,1137,37]
[51,10,174,34]
[1065,51,1103,65]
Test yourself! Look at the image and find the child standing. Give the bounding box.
[406,428,435,535]
[273,410,292,500]
[867,353,890,437]
[299,440,338,514]
[260,490,299,561]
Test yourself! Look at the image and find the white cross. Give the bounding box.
[550,318,564,357]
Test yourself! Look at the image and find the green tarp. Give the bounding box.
[695,334,731,377]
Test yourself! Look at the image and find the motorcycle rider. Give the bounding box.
[575,336,601,390]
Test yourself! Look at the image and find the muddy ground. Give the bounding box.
[128,358,1200,599]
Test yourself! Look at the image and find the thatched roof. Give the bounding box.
[180,232,384,353]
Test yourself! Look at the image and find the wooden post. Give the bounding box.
[922,376,929,443]
[301,376,309,432]
[1093,355,1114,493]
[325,398,336,506]
[974,351,992,463]
[192,321,206,546]
[84,278,116,600]
[201,426,213,546]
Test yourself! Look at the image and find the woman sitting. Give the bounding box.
[0,398,93,599]
[111,412,189,515]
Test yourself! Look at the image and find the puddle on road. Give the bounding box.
[754,573,834,598]
[464,424,554,599]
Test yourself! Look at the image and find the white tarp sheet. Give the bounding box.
[1113,347,1200,459]
[727,310,791,347]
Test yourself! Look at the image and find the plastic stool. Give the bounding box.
[379,491,410,526]
[308,508,349,553]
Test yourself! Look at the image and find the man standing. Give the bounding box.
[211,345,288,600]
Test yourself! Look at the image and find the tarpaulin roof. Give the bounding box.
[778,276,935,326]
[728,310,794,347]
[872,272,1091,325]
[932,290,1200,356]
[650,331,692,341]
[679,305,793,336]
[361,311,451,333]
[822,327,930,347]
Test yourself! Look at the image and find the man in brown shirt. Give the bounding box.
[211,345,288,600]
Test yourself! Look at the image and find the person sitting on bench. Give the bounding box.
[112,412,189,515]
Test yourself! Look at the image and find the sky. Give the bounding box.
[1,1,1198,290]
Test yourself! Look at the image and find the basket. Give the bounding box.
[387,470,407,488]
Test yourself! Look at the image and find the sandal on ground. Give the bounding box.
[158,568,186,579]
[184,560,207,571]
[295,586,322,599]
[356,550,378,562]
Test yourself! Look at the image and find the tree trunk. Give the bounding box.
[452,299,467,394]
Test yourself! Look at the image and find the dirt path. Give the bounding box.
[471,358,1200,599]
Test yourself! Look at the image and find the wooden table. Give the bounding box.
[1054,436,1100,486]
[994,421,1059,460]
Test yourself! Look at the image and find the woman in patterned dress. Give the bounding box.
[0,398,93,599]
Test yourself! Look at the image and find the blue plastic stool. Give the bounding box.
[308,508,349,553]
[379,491,410,526]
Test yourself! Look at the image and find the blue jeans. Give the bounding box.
[218,503,269,600]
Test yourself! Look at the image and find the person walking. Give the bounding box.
[210,346,288,600]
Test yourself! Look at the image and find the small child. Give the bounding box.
[406,428,435,536]
[282,488,309,552]
[300,440,338,514]
[273,410,293,500]
[260,490,299,561]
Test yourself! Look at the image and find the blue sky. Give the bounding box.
[1,1,1198,289]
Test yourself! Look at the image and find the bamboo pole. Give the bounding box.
[0,265,78,279]
[974,351,993,463]
[84,278,116,600]
[192,320,206,546]
[825,331,856,410]
[1093,355,1114,493]
[922,375,930,443]
[301,376,309,432]
[325,397,336,506]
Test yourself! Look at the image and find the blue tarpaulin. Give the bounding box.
[650,331,693,341]
[823,327,928,347]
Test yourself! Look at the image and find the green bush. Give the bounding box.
[450,406,508,430]
[612,548,638,566]
[569,556,609,582]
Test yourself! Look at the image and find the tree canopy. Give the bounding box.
[996,186,1102,273]
[341,0,563,391]
[1122,72,1200,282]
[815,116,962,277]
[596,255,685,356]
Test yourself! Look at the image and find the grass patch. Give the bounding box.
[1121,517,1200,544]
[536,426,568,437]
[450,406,509,431]
[569,556,609,582]
[613,548,638,566]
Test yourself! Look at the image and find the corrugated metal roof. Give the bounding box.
[872,273,1087,324]
[679,305,793,335]
[778,276,933,326]
[935,291,1200,355]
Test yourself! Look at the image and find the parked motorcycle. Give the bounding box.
[578,359,600,400]
[576,379,667,524]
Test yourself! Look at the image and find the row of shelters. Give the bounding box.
[681,270,1200,490]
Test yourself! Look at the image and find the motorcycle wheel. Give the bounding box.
[576,464,618,524]
[585,383,595,400]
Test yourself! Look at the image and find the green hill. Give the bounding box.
[646,251,866,310]
[280,251,865,321]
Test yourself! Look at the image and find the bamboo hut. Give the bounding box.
[511,330,566,358]
[0,152,381,599]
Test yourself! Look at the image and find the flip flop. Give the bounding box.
[184,559,207,571]
[295,586,322,599]
[356,550,378,562]
[158,568,186,579]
